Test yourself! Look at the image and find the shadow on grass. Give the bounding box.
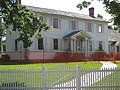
[0,60,32,65]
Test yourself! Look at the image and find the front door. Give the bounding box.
[77,39,84,52]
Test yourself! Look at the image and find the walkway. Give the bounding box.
[52,61,117,89]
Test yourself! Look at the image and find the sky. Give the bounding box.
[22,0,111,21]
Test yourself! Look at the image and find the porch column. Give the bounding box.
[74,39,77,51]
[85,38,88,52]
[71,39,74,51]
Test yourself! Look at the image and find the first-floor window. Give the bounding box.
[53,39,58,50]
[117,46,120,52]
[38,38,43,50]
[3,45,6,52]
[89,41,92,51]
[98,41,103,51]
[15,39,17,51]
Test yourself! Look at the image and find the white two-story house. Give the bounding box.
[6,6,109,60]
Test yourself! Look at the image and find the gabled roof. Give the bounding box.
[63,30,92,39]
[108,29,120,42]
[26,5,107,22]
[63,31,80,38]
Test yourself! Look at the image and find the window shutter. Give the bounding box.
[59,39,63,50]
[92,23,94,33]
[59,19,61,29]
[69,20,72,30]
[77,21,79,30]
[85,23,88,32]
[102,41,105,50]
[102,24,104,33]
[50,17,52,26]
[44,17,47,22]
[96,41,99,50]
[50,38,53,51]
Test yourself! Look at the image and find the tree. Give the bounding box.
[77,0,120,32]
[0,0,50,50]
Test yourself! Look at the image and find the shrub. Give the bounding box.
[0,82,26,88]
[90,51,111,61]
[2,54,10,61]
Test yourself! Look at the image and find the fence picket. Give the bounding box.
[0,65,120,90]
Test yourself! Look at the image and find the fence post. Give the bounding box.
[76,64,81,90]
[42,65,46,90]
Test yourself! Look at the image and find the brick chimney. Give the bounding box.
[89,7,95,18]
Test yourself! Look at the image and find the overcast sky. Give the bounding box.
[21,0,111,21]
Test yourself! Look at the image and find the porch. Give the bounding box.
[63,30,92,52]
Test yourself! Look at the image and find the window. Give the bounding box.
[53,18,58,28]
[15,39,17,51]
[40,16,43,22]
[0,18,2,22]
[71,21,76,30]
[3,45,6,52]
[117,46,119,52]
[53,39,58,50]
[98,24,102,33]
[88,23,92,32]
[38,38,43,50]
[89,41,92,51]
[98,41,103,51]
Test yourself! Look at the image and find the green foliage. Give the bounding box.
[77,0,120,32]
[76,1,91,10]
[0,0,50,49]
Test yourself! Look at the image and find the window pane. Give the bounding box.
[38,38,43,50]
[15,39,17,51]
[53,39,58,50]
[3,45,6,52]
[53,18,58,28]
[98,24,102,32]
[40,16,43,22]
[89,41,92,51]
[99,41,103,51]
[88,23,91,32]
[72,21,76,30]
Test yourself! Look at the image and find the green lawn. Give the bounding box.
[91,61,120,90]
[0,61,102,88]
[0,61,102,69]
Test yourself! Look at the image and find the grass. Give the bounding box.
[0,61,102,88]
[91,61,120,90]
[0,61,102,69]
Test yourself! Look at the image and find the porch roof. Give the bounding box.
[63,30,92,39]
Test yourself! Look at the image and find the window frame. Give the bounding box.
[38,38,43,50]
[71,20,77,30]
[53,18,59,29]
[15,39,18,51]
[98,24,102,33]
[98,41,103,51]
[88,23,92,32]
[53,39,58,50]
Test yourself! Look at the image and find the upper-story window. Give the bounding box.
[38,38,43,50]
[71,21,77,30]
[88,23,92,32]
[53,18,59,29]
[98,24,102,33]
[40,16,44,22]
[53,39,58,50]
[86,23,92,32]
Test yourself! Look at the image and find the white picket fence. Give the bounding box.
[0,64,120,90]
